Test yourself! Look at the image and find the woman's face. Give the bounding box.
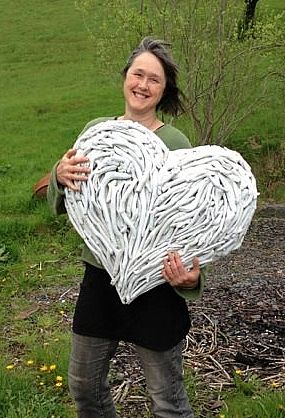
[123,52,167,116]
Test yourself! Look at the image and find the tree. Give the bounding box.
[238,0,260,40]
[75,0,285,145]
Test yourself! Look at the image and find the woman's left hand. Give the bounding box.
[162,252,200,289]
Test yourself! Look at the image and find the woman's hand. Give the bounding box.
[56,149,90,191]
[162,252,200,289]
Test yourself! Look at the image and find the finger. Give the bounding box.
[69,165,90,174]
[63,168,89,182]
[71,155,90,166]
[192,257,200,272]
[65,180,80,192]
[161,268,168,281]
[162,258,178,285]
[64,149,77,159]
[168,252,179,273]
[161,267,175,286]
[163,254,177,279]
[163,257,173,276]
[63,149,89,166]
[71,173,89,181]
[173,251,186,275]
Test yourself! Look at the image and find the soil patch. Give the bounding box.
[111,214,285,416]
[28,212,285,417]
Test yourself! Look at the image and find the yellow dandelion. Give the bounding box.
[219,415,226,418]
[43,342,49,347]
[40,365,48,372]
[60,310,65,315]
[271,380,280,388]
[235,369,243,375]
[26,360,34,366]
[6,364,15,370]
[56,375,63,382]
[49,364,56,371]
[55,382,63,388]
[39,381,45,386]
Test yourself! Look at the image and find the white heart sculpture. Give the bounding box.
[65,120,258,304]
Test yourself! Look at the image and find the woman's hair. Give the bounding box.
[121,37,185,117]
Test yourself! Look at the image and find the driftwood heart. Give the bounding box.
[65,120,258,304]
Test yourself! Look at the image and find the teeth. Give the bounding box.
[134,92,148,99]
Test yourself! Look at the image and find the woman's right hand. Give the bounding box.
[56,149,90,191]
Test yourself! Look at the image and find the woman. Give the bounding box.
[48,37,204,418]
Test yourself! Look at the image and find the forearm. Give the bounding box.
[47,162,66,215]
[174,266,207,300]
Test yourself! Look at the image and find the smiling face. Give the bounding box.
[123,52,167,117]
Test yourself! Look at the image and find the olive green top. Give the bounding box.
[47,117,206,300]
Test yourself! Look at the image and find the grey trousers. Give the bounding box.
[68,333,195,418]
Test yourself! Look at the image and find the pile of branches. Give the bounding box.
[183,311,285,390]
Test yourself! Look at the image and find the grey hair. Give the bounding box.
[121,37,185,116]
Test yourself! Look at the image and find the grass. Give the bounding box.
[0,1,100,415]
[219,387,285,418]
[1,337,74,418]
[0,0,284,416]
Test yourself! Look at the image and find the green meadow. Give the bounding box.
[0,0,284,417]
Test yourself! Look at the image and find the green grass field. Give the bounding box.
[0,0,284,417]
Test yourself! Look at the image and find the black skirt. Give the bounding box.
[72,263,191,351]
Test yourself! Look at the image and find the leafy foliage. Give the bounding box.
[76,0,285,145]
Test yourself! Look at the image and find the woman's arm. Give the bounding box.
[47,149,90,215]
[161,251,206,300]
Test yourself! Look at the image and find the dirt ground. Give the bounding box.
[30,207,285,417]
[109,209,285,417]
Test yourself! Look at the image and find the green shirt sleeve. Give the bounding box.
[174,267,207,300]
[47,161,66,215]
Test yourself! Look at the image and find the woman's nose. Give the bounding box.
[138,77,148,89]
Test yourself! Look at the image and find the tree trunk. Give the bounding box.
[238,0,260,40]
